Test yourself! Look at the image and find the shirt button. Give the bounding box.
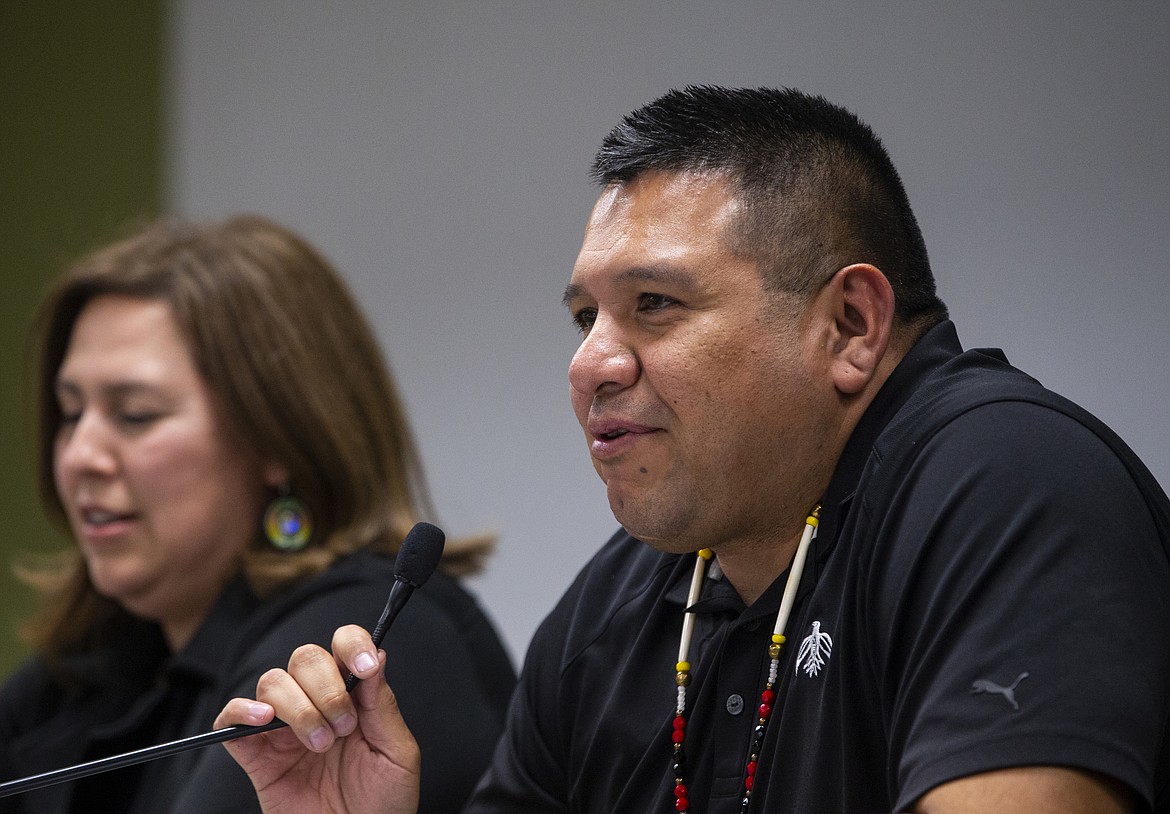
[726,694,745,715]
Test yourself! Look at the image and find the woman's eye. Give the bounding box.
[119,413,161,427]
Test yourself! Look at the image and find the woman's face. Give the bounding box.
[53,295,274,650]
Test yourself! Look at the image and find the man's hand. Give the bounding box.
[214,624,421,814]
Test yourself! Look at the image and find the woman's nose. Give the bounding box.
[56,410,118,478]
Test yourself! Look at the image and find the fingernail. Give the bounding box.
[334,713,357,735]
[248,702,272,721]
[308,726,333,752]
[354,651,378,674]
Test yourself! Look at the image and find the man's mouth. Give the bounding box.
[598,428,630,440]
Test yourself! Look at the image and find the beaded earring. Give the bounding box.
[263,488,313,552]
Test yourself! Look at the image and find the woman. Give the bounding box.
[0,215,516,813]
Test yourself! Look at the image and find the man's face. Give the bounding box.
[565,171,834,555]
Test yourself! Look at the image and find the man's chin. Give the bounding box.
[612,514,698,556]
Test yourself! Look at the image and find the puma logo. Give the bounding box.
[970,672,1030,711]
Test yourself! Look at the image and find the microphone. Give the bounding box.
[345,521,444,689]
[0,521,446,799]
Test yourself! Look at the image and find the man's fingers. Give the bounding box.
[353,651,421,772]
[213,695,292,776]
[253,654,349,753]
[285,644,361,739]
[214,631,386,758]
[213,697,276,730]
[331,623,382,679]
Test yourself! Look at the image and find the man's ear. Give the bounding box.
[822,263,895,395]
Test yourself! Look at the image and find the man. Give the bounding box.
[217,86,1170,813]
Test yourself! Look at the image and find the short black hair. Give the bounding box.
[592,85,948,327]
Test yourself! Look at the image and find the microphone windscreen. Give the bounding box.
[394,522,446,587]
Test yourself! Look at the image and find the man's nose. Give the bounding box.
[568,316,640,397]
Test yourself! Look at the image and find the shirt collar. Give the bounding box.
[814,319,965,557]
[662,541,816,623]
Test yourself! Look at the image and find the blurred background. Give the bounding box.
[3,1,1168,676]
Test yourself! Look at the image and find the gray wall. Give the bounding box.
[169,1,1170,664]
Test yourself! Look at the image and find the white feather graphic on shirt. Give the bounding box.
[795,621,832,677]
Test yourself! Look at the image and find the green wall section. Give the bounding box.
[0,2,165,677]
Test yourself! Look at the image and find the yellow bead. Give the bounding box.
[771,634,786,645]
[676,661,690,672]
[697,548,713,560]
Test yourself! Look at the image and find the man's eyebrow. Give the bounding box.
[561,265,699,307]
[561,283,584,308]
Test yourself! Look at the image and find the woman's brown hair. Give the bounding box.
[25,214,490,657]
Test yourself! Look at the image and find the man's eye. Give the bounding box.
[572,308,598,333]
[638,293,676,311]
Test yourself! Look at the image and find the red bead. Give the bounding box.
[746,760,757,776]
[674,784,688,798]
[761,689,775,705]
[758,703,772,719]
[745,774,755,791]
[672,729,686,744]
[675,797,689,811]
[673,716,686,730]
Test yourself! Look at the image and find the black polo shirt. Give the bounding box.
[468,321,1170,813]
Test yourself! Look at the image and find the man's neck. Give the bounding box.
[713,525,806,607]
